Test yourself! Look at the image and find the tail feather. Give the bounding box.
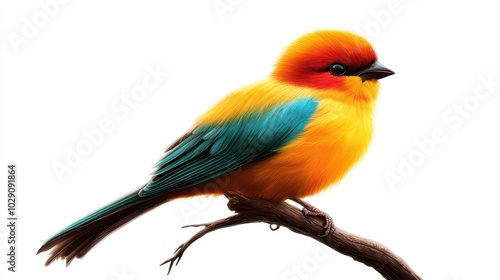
[37,190,173,265]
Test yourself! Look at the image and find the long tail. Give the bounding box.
[37,186,179,266]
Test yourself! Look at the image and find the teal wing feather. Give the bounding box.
[41,98,318,245]
[139,97,319,197]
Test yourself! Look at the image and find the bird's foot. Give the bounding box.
[291,198,335,237]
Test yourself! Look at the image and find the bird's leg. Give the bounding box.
[291,198,334,237]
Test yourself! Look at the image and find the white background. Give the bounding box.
[1,1,500,279]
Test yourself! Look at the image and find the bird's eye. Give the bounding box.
[329,63,346,76]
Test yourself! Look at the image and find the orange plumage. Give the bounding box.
[193,30,386,201]
[38,30,394,266]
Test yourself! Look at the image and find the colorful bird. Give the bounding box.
[38,30,394,266]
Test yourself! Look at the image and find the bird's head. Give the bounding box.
[272,30,394,103]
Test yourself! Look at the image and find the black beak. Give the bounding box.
[355,61,394,82]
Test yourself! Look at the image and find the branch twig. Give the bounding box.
[161,192,422,280]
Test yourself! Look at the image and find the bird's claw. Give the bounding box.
[292,198,335,237]
[301,207,334,237]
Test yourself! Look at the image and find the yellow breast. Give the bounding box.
[247,99,374,200]
[198,78,377,201]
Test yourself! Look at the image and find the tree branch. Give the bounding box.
[161,192,422,280]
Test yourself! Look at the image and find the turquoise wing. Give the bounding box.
[41,98,318,245]
[139,97,318,197]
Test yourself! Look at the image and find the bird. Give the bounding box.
[37,30,394,266]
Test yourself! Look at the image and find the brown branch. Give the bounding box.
[161,192,422,280]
